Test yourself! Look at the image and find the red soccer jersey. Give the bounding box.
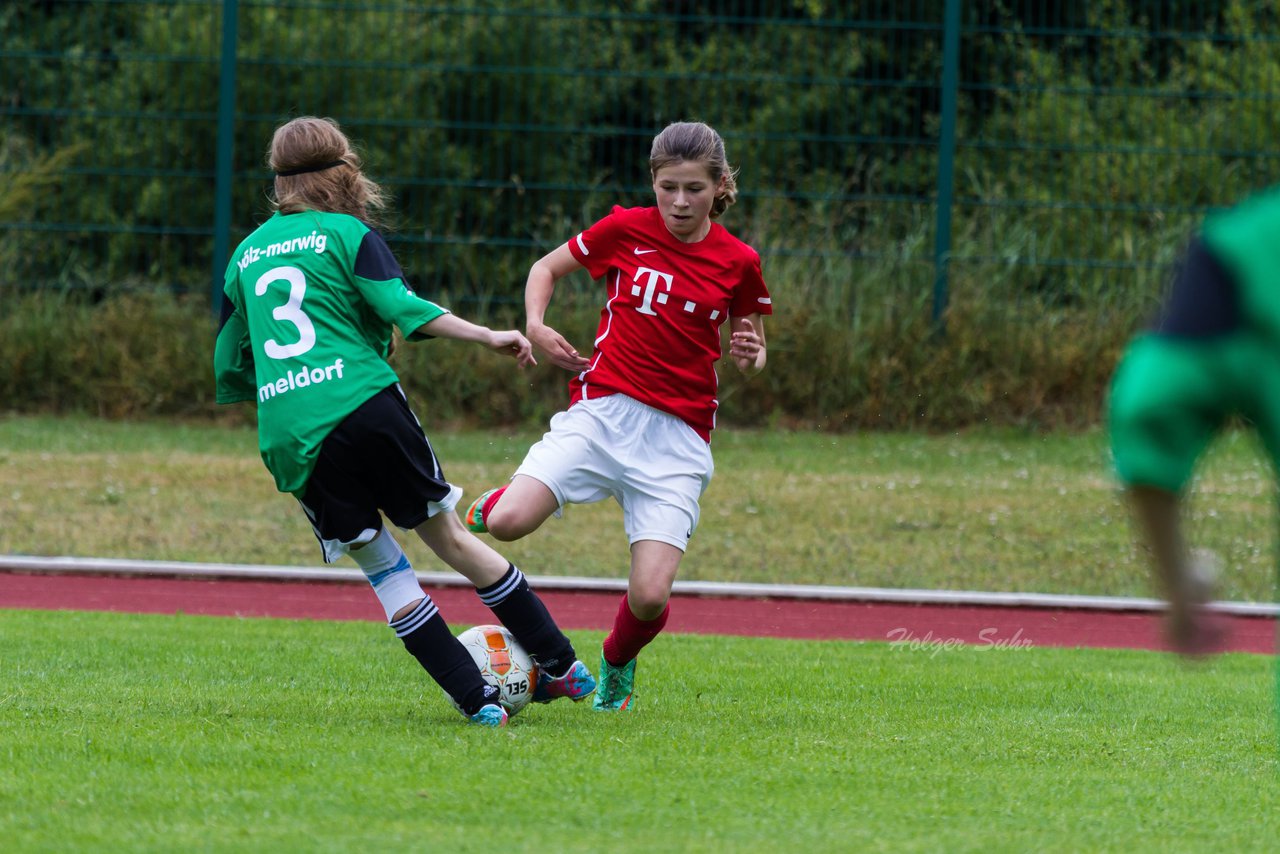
[565,205,773,441]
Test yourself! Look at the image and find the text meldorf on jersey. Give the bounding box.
[258,358,346,403]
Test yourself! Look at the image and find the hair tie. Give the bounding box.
[275,159,347,177]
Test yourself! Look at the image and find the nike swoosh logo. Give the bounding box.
[633,247,657,255]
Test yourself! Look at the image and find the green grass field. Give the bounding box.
[0,414,1274,601]
[3,415,1279,850]
[1,609,1276,852]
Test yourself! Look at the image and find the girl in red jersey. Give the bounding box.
[464,121,771,710]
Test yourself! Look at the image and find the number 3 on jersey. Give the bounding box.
[254,266,316,359]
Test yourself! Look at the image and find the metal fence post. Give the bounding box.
[211,0,239,315]
[932,0,961,330]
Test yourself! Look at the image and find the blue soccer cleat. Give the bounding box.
[466,702,509,727]
[532,659,596,704]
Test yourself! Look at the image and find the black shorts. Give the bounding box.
[1149,237,1241,337]
[299,384,456,556]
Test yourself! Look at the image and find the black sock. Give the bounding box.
[475,565,575,678]
[392,597,496,715]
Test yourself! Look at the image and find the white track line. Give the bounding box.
[3,554,1277,617]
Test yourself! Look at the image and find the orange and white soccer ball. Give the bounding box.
[454,624,538,715]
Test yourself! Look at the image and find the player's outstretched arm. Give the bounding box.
[729,314,767,375]
[526,244,592,373]
[416,314,536,367]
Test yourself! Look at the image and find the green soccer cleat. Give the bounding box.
[464,487,501,534]
[591,653,636,711]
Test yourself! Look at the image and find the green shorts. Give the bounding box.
[1108,331,1280,492]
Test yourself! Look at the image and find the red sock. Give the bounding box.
[602,594,669,666]
[481,485,507,519]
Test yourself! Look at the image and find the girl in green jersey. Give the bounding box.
[1110,186,1280,658]
[216,117,596,726]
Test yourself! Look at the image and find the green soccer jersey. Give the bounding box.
[214,210,447,495]
[1201,184,1280,342]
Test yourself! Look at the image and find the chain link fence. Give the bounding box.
[3,1,1277,319]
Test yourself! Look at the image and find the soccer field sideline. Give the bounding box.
[3,554,1277,655]
[2,553,1276,615]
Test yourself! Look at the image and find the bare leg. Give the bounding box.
[598,539,684,676]
[413,510,511,588]
[626,540,684,618]
[1127,485,1225,656]
[482,474,561,541]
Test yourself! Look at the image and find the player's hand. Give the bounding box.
[730,318,764,374]
[487,329,537,368]
[527,323,591,372]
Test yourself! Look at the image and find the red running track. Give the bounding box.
[0,571,1275,655]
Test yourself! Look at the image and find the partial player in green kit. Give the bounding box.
[1110,185,1280,657]
[214,116,594,727]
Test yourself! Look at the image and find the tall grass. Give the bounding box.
[743,206,1173,430]
[0,206,1173,431]
[0,290,222,418]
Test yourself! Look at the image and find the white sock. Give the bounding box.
[350,531,426,621]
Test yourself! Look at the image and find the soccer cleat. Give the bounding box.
[464,487,501,534]
[467,703,509,728]
[532,659,596,704]
[591,653,636,712]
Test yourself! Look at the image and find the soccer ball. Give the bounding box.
[454,624,538,715]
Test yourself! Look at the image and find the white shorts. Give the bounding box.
[515,394,714,551]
